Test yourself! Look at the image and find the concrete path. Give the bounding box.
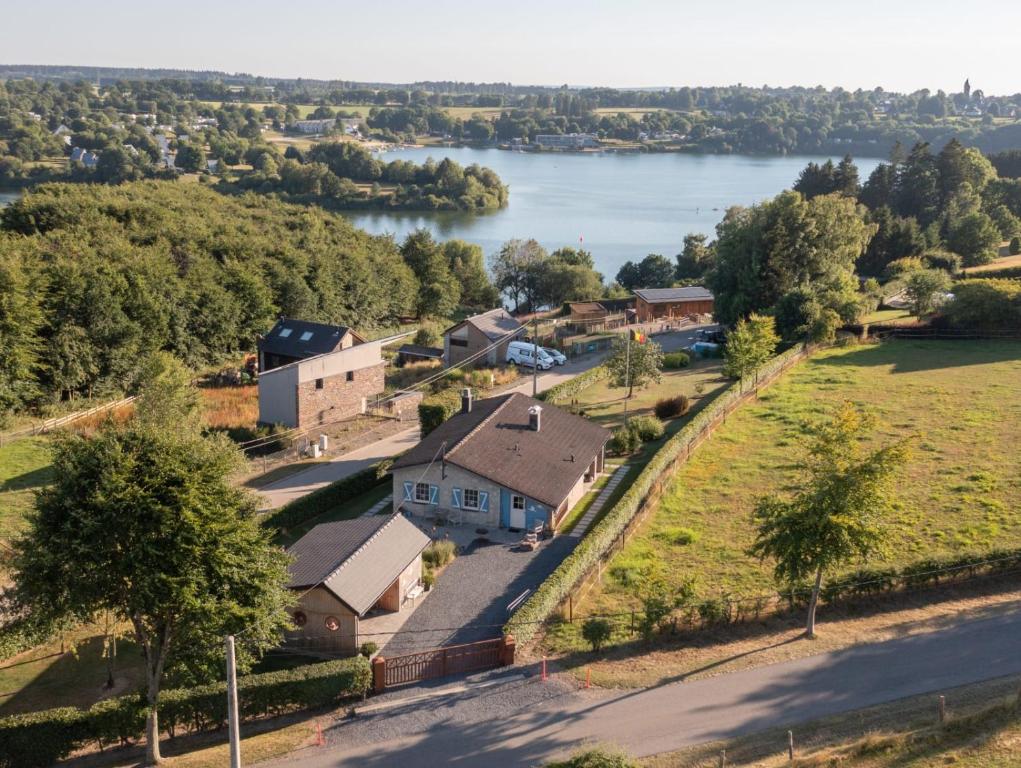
[568,465,627,538]
[257,607,1021,768]
[361,493,394,517]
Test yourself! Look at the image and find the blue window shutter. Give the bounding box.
[429,485,439,505]
[479,491,489,513]
[452,488,462,508]
[403,481,413,502]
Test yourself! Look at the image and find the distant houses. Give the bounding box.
[69,146,99,168]
[442,308,523,368]
[293,118,337,134]
[534,133,599,150]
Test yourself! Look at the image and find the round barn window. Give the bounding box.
[324,616,341,632]
[292,611,307,627]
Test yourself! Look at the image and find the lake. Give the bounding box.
[0,190,19,208]
[346,148,881,277]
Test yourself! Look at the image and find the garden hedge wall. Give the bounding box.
[0,656,371,768]
[418,387,464,437]
[537,365,609,405]
[505,345,808,643]
[261,459,392,533]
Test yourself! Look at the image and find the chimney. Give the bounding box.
[528,405,542,432]
[461,387,473,414]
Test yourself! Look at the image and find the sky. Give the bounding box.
[3,0,1021,95]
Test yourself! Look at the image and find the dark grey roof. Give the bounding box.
[633,287,713,303]
[258,318,357,360]
[444,308,523,341]
[287,514,431,616]
[393,393,610,508]
[398,344,443,358]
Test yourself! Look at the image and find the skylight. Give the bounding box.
[300,331,314,341]
[278,328,293,338]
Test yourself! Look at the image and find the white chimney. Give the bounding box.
[528,405,542,432]
[461,387,473,414]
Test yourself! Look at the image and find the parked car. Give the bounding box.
[695,328,726,345]
[507,340,554,370]
[541,347,567,365]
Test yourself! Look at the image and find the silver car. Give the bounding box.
[541,347,567,365]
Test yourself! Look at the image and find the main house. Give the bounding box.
[633,287,714,323]
[442,308,523,368]
[257,318,385,428]
[391,390,610,532]
[284,514,431,654]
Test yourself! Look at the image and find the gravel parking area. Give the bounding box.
[379,533,576,656]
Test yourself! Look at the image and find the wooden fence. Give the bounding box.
[372,636,515,693]
[0,396,137,446]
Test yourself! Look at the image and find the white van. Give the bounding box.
[507,341,553,370]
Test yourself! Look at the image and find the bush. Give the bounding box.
[418,388,464,436]
[943,279,1021,330]
[0,657,371,768]
[422,571,435,590]
[414,326,439,346]
[652,526,699,546]
[547,748,638,768]
[654,395,690,420]
[608,424,641,455]
[538,365,608,405]
[1011,237,1021,256]
[359,642,378,658]
[629,415,664,442]
[661,351,690,370]
[262,460,391,533]
[581,618,612,652]
[423,539,456,568]
[884,256,925,281]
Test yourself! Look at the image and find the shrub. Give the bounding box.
[423,539,456,568]
[414,326,439,346]
[654,395,690,420]
[661,351,690,370]
[418,388,464,436]
[263,460,391,533]
[581,618,612,652]
[629,415,664,442]
[359,642,378,658]
[608,424,641,455]
[422,571,435,590]
[943,279,1021,330]
[538,365,609,405]
[1011,237,1021,256]
[883,256,925,281]
[547,748,638,768]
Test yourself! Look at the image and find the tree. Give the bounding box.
[615,260,642,290]
[605,336,663,398]
[490,238,547,311]
[722,314,779,380]
[894,143,940,225]
[637,253,675,288]
[674,233,714,281]
[904,268,952,316]
[442,239,498,308]
[834,155,860,197]
[12,378,291,764]
[400,229,460,318]
[174,142,206,173]
[749,402,909,637]
[947,212,1001,266]
[856,207,925,277]
[0,249,43,418]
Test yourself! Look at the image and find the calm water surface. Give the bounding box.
[346,148,880,277]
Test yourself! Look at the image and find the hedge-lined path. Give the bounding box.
[362,493,393,517]
[568,466,627,538]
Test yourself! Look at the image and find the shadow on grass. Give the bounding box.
[1,463,55,493]
[813,338,1021,375]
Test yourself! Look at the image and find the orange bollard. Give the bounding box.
[316,721,324,747]
[542,656,547,682]
[585,667,591,689]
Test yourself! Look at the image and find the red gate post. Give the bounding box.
[500,635,516,666]
[372,656,386,694]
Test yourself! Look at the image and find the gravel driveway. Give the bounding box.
[379,533,576,656]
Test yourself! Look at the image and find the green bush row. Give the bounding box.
[262,460,392,533]
[537,365,609,405]
[504,345,807,643]
[959,266,1021,280]
[418,387,464,437]
[0,656,371,768]
[0,613,60,663]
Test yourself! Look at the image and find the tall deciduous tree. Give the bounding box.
[674,233,714,281]
[605,336,663,398]
[904,268,952,316]
[722,314,779,380]
[0,247,44,418]
[749,402,909,637]
[400,229,461,318]
[12,371,291,764]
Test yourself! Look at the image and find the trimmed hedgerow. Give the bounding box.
[0,657,371,768]
[418,387,464,436]
[505,344,808,643]
[537,365,609,405]
[262,459,392,533]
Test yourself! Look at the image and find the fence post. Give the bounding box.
[500,634,516,666]
[787,730,794,760]
[372,656,386,694]
[938,695,946,724]
[719,749,726,767]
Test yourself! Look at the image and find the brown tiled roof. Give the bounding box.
[287,514,430,616]
[392,393,610,508]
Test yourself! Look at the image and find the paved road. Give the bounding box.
[258,607,1021,768]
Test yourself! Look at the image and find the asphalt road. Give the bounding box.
[258,606,1021,768]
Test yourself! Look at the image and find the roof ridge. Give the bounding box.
[319,514,397,585]
[446,393,516,460]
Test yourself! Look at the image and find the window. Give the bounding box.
[346,370,355,382]
[278,327,292,338]
[463,488,480,510]
[450,337,468,347]
[511,495,525,511]
[299,331,314,341]
[415,482,430,503]
[315,378,324,390]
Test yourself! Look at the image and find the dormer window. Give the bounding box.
[278,327,292,338]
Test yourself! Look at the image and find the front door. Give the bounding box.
[509,505,526,529]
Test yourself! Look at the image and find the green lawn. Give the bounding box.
[0,437,52,547]
[568,340,1021,632]
[862,308,914,324]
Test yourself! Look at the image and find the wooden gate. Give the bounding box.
[373,636,514,692]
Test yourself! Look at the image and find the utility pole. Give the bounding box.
[623,331,631,426]
[532,315,539,397]
[226,635,241,768]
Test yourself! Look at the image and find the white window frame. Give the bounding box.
[511,494,525,511]
[463,488,480,510]
[415,482,430,503]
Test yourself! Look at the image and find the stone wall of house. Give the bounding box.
[296,361,385,427]
[392,462,505,529]
[385,391,424,421]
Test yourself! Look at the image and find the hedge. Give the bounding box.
[537,365,609,405]
[0,613,60,664]
[504,344,808,643]
[262,459,392,533]
[418,387,464,437]
[959,266,1021,280]
[0,656,371,768]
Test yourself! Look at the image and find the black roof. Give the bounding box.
[258,318,357,361]
[392,393,610,508]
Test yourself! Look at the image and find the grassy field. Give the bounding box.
[0,436,52,549]
[572,340,1021,623]
[200,384,258,430]
[964,251,1021,274]
[862,308,914,324]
